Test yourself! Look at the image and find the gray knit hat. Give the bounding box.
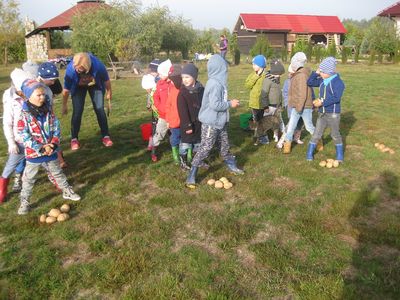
[319,57,337,75]
[182,63,198,80]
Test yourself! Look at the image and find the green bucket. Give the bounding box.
[239,113,252,129]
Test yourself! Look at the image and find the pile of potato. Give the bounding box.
[207,177,233,189]
[319,158,340,168]
[374,143,395,154]
[39,204,71,224]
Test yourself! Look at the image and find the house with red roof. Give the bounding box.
[378,1,400,35]
[233,13,347,54]
[24,0,108,62]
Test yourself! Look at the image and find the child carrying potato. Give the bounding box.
[17,80,81,215]
[306,57,345,162]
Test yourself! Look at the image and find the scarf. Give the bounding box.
[265,71,280,84]
[27,101,49,119]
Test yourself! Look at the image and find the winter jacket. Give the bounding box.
[282,78,290,107]
[64,53,110,96]
[2,87,25,145]
[166,83,181,129]
[288,67,313,112]
[245,71,265,109]
[307,72,345,114]
[198,54,231,130]
[177,81,204,144]
[153,79,170,119]
[17,101,60,160]
[262,73,282,106]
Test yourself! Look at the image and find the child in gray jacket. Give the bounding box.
[186,54,243,188]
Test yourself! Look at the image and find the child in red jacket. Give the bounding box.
[151,59,172,161]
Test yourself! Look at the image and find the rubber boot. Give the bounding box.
[317,140,324,152]
[186,166,198,189]
[171,146,180,164]
[306,143,317,161]
[12,173,22,192]
[57,150,68,168]
[179,155,190,171]
[224,157,244,175]
[151,147,158,162]
[0,177,10,204]
[282,141,292,154]
[187,147,193,163]
[335,144,344,162]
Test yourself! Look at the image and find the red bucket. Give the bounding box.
[140,123,152,141]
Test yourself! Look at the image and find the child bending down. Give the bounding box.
[17,80,81,215]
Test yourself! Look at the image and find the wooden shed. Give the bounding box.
[378,1,400,36]
[233,13,347,54]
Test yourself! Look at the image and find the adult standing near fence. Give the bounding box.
[62,52,113,150]
[219,35,228,60]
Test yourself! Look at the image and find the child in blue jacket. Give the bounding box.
[306,57,345,162]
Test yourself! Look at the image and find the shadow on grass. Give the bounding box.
[343,171,400,298]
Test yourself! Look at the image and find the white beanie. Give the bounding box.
[290,52,307,72]
[141,74,156,90]
[22,60,39,78]
[10,68,36,91]
[157,59,172,77]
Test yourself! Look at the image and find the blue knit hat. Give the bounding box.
[21,79,46,100]
[319,57,337,75]
[38,62,59,80]
[252,55,267,68]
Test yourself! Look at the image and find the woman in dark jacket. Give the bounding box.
[177,63,204,170]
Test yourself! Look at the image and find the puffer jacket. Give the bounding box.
[288,67,313,112]
[153,79,170,119]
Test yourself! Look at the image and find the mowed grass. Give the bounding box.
[0,60,399,299]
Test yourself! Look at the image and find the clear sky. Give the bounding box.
[18,0,396,30]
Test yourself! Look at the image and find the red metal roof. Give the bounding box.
[239,13,347,34]
[378,1,400,17]
[26,1,108,37]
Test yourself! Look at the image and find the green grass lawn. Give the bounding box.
[0,61,399,299]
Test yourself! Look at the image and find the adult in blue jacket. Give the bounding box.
[62,52,113,150]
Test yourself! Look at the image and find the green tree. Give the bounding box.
[364,17,398,61]
[249,35,274,59]
[343,21,365,62]
[71,1,140,62]
[0,0,24,65]
[191,30,214,54]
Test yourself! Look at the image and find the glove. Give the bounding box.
[8,142,19,154]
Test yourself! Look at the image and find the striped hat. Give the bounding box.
[319,57,337,75]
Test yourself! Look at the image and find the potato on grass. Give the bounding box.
[219,177,229,184]
[319,160,327,167]
[214,180,224,189]
[223,182,233,189]
[48,208,61,218]
[333,160,340,168]
[45,216,57,224]
[374,143,380,148]
[39,214,47,223]
[389,149,395,154]
[326,161,333,169]
[382,147,390,153]
[327,158,335,163]
[207,179,216,186]
[60,204,70,213]
[57,213,69,222]
[378,144,386,150]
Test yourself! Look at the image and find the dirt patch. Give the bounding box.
[272,176,299,190]
[236,245,256,267]
[337,234,359,249]
[62,242,97,269]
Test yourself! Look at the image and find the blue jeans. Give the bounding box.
[169,128,181,147]
[71,87,109,139]
[285,109,315,142]
[1,143,26,178]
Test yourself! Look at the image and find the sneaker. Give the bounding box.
[102,136,113,147]
[17,198,31,215]
[273,134,279,143]
[295,139,304,145]
[12,173,22,192]
[71,138,80,151]
[151,154,158,162]
[63,186,81,201]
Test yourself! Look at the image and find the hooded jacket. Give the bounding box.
[165,81,181,129]
[198,55,231,129]
[244,70,265,109]
[177,81,204,144]
[17,100,60,160]
[288,67,313,112]
[153,79,170,119]
[307,72,345,114]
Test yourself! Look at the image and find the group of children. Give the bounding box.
[244,51,345,162]
[142,54,244,188]
[0,63,81,215]
[142,51,345,188]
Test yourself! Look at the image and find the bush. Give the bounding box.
[327,41,337,57]
[249,35,274,59]
[369,50,376,65]
[341,46,351,64]
[234,48,240,65]
[313,45,325,63]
